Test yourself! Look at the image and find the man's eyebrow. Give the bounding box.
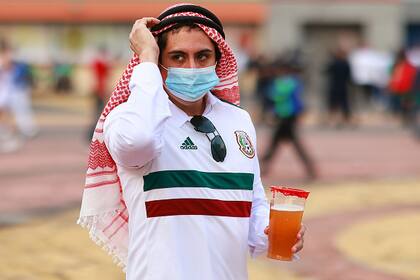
[167,50,187,55]
[167,49,214,55]
[196,49,214,54]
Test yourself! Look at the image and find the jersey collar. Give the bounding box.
[168,92,220,128]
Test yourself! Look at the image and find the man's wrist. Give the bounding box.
[140,48,159,64]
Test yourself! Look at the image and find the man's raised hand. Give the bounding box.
[129,17,161,64]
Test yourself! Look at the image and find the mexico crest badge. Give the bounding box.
[234,130,255,159]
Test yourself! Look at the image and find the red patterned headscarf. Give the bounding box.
[78,3,240,269]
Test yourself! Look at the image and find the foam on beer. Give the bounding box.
[271,204,304,212]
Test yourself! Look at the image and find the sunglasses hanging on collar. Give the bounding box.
[190,115,227,162]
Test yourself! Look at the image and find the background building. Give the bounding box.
[264,0,414,110]
[0,0,266,95]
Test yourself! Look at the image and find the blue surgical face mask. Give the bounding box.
[162,64,220,102]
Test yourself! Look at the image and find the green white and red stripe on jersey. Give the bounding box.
[142,170,254,218]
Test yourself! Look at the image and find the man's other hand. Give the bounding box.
[264,223,306,254]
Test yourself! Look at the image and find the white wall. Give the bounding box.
[265,1,403,53]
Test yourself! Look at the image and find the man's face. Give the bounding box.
[160,26,217,81]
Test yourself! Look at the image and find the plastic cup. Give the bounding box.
[267,186,309,261]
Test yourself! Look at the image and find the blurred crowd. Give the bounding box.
[0,37,116,152]
[247,44,420,134]
[245,42,420,179]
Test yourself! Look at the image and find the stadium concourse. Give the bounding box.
[0,94,419,280]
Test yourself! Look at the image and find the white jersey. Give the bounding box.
[104,62,269,280]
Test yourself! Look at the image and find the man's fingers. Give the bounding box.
[136,17,160,28]
[292,238,304,253]
[145,18,161,28]
[129,16,160,60]
[129,42,136,53]
[297,224,307,239]
[293,224,306,253]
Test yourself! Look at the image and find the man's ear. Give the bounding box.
[159,64,168,81]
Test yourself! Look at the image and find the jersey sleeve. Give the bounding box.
[247,122,270,257]
[104,62,171,168]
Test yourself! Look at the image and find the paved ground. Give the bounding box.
[0,94,419,280]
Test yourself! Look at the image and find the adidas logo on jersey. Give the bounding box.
[180,137,198,150]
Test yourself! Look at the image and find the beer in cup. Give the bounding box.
[267,186,309,261]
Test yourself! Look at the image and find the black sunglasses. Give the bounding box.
[190,116,226,162]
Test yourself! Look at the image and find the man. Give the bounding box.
[261,59,316,180]
[325,49,352,126]
[79,4,305,279]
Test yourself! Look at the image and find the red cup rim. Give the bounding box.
[270,186,310,199]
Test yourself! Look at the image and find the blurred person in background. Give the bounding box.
[247,54,275,124]
[0,38,37,153]
[349,42,391,109]
[324,48,353,127]
[53,60,73,94]
[87,46,112,140]
[406,46,420,139]
[261,58,316,180]
[388,49,417,126]
[78,4,305,279]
